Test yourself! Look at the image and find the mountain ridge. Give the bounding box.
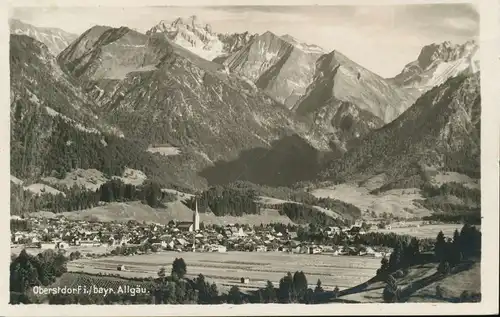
[320,71,480,190]
[223,30,325,108]
[9,19,78,55]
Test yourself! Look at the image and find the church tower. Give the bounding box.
[193,199,200,231]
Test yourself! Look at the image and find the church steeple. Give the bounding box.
[193,199,200,231]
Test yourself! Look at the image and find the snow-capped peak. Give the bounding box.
[147,17,258,62]
[147,16,223,61]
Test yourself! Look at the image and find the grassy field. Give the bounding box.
[334,260,480,303]
[372,224,474,239]
[408,262,481,302]
[311,183,431,219]
[428,171,480,190]
[41,168,148,191]
[68,251,381,292]
[11,244,114,257]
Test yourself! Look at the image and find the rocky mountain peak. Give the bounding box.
[391,39,479,98]
[294,47,413,127]
[417,40,478,70]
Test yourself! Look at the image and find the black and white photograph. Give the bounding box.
[2,0,498,315]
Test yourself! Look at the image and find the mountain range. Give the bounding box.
[9,19,78,56]
[9,16,480,222]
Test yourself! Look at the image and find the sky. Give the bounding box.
[9,4,479,77]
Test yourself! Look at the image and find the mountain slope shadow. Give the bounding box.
[199,134,341,187]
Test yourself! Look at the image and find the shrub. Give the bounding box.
[437,261,451,275]
[460,290,481,303]
[435,285,444,299]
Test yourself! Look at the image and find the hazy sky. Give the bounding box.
[10,4,479,77]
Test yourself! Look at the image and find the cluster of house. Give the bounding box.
[10,211,390,258]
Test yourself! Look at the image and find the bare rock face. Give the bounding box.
[223,31,326,109]
[9,19,78,56]
[57,26,332,168]
[390,40,479,99]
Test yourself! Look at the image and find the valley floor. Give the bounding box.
[67,251,381,292]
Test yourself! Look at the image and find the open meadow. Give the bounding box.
[11,244,114,257]
[372,223,476,239]
[68,251,381,292]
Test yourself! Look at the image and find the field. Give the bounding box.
[409,262,481,302]
[41,168,147,191]
[147,145,181,156]
[428,171,480,190]
[372,223,470,239]
[11,244,114,257]
[311,183,431,218]
[68,251,381,292]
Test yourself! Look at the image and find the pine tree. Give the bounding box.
[292,271,308,301]
[314,279,324,294]
[278,272,294,303]
[435,231,446,261]
[263,280,276,303]
[227,286,242,304]
[389,242,403,272]
[377,256,390,277]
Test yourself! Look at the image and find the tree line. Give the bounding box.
[184,181,361,222]
[422,210,481,225]
[11,111,199,192]
[185,185,261,216]
[10,179,177,216]
[10,219,32,232]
